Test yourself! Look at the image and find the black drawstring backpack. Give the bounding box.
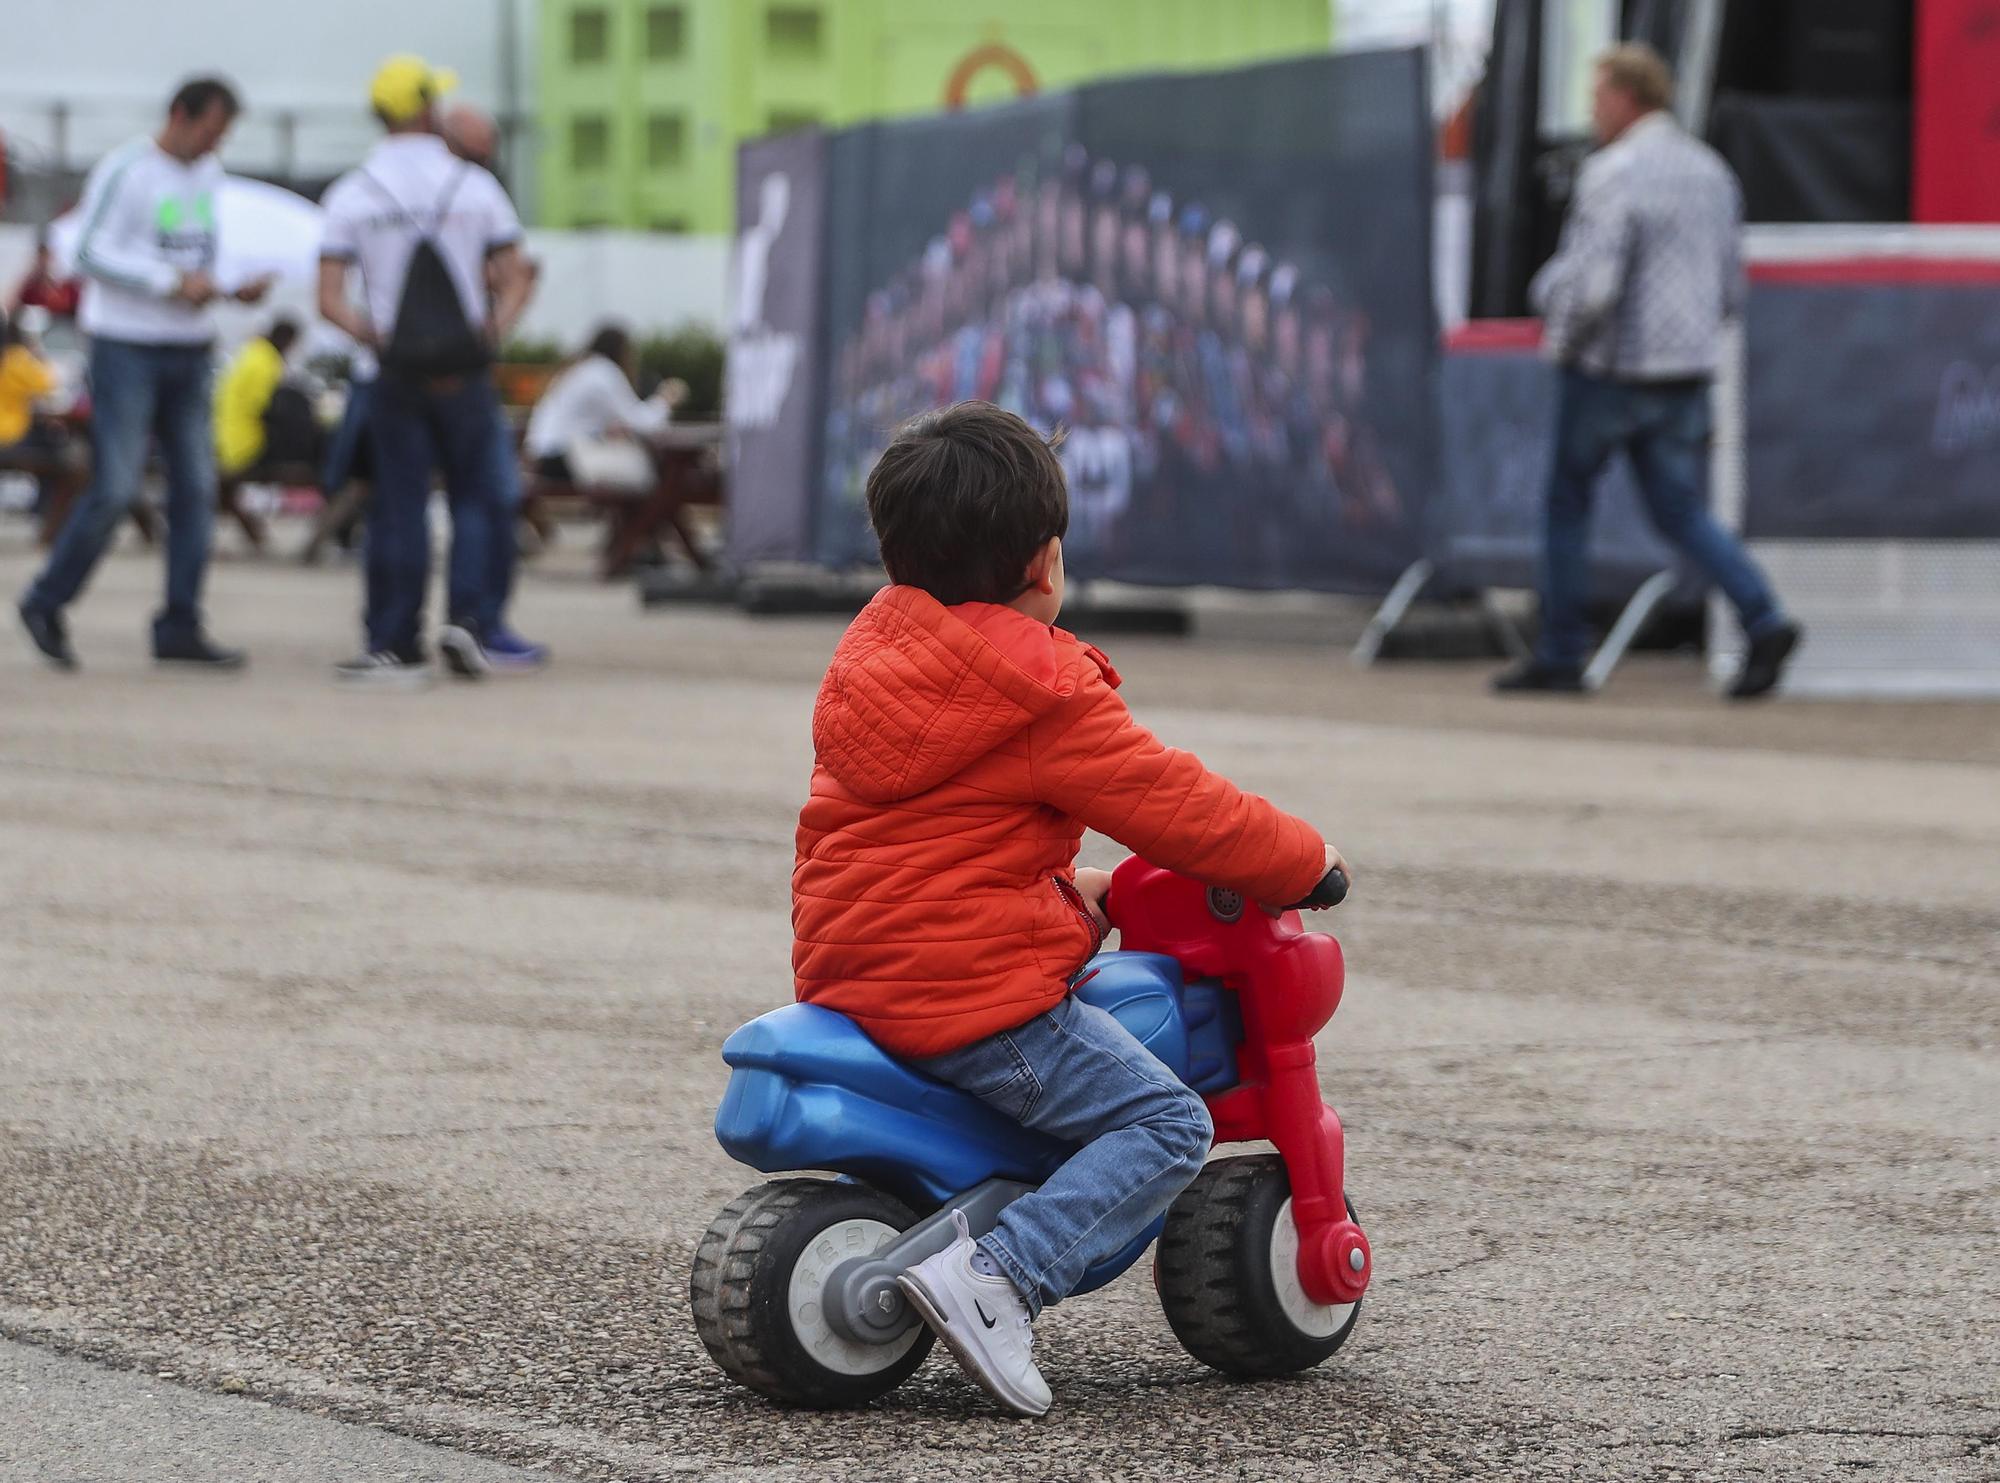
[361,165,491,378]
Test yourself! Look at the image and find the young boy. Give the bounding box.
[792,400,1349,1417]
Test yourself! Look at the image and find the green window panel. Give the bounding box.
[571,115,611,169]
[647,113,688,167]
[646,5,687,60]
[765,108,819,135]
[570,6,609,63]
[766,5,824,60]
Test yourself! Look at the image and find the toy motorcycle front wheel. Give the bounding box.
[1157,1154,1363,1377]
[690,1178,934,1408]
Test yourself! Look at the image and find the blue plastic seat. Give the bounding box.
[716,952,1205,1208]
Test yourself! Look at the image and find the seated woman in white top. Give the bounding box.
[523,325,685,483]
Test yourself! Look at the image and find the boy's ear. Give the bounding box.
[1025,537,1059,595]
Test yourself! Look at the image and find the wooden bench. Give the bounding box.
[286,423,725,580]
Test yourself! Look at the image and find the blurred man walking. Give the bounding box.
[317,58,535,687]
[18,78,269,672]
[1496,43,1801,701]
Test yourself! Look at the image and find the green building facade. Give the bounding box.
[536,0,1334,232]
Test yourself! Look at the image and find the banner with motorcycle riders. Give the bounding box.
[806,49,1436,594]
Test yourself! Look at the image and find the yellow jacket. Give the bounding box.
[0,344,58,446]
[213,337,286,475]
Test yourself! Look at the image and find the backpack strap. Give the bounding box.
[355,168,411,223]
[355,163,475,240]
[431,163,474,226]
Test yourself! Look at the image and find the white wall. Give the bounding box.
[0,223,729,353]
[516,230,729,343]
[1337,0,1494,115]
[0,0,535,179]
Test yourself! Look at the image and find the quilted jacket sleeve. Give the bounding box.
[1030,664,1327,905]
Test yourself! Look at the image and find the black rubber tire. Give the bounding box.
[689,1178,935,1409]
[1157,1154,1364,1377]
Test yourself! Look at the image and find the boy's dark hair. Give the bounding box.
[866,400,1068,606]
[267,316,302,354]
[170,77,242,122]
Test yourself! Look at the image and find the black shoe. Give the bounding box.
[1492,658,1586,694]
[154,630,248,669]
[19,603,77,671]
[1728,621,1802,701]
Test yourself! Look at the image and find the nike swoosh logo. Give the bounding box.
[974,1299,998,1330]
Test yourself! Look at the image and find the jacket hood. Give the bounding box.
[812,586,1100,804]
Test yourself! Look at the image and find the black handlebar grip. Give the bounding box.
[1289,866,1349,911]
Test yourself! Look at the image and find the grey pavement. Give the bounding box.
[0,532,1996,1482]
[0,1338,551,1482]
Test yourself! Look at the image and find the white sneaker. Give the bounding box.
[436,623,490,680]
[897,1211,1051,1418]
[333,650,432,689]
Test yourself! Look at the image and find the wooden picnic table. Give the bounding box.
[300,418,727,581]
[521,421,726,580]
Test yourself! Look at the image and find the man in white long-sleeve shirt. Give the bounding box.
[19,78,271,672]
[1495,44,1801,701]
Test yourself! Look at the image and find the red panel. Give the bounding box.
[1443,318,1543,354]
[1750,257,2000,285]
[1913,0,2000,222]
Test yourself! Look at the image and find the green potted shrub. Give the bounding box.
[635,324,725,421]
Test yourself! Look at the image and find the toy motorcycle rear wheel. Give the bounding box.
[1157,1154,1363,1377]
[690,1178,935,1408]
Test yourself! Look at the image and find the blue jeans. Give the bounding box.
[482,419,521,637]
[363,370,508,657]
[1538,370,1785,669]
[916,993,1213,1317]
[24,337,215,641]
[320,375,375,494]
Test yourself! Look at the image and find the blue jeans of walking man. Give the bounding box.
[915,991,1213,1316]
[1537,369,1785,670]
[364,369,507,658]
[23,338,216,645]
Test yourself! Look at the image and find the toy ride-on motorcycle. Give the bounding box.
[690,854,1370,1407]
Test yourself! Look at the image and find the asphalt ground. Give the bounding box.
[2,530,1995,1481]
[0,1337,550,1482]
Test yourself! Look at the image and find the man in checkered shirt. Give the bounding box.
[1496,43,1802,700]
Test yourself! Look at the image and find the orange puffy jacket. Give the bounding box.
[793,585,1327,1058]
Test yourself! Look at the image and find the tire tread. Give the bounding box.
[1156,1154,1362,1378]
[688,1178,932,1408]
